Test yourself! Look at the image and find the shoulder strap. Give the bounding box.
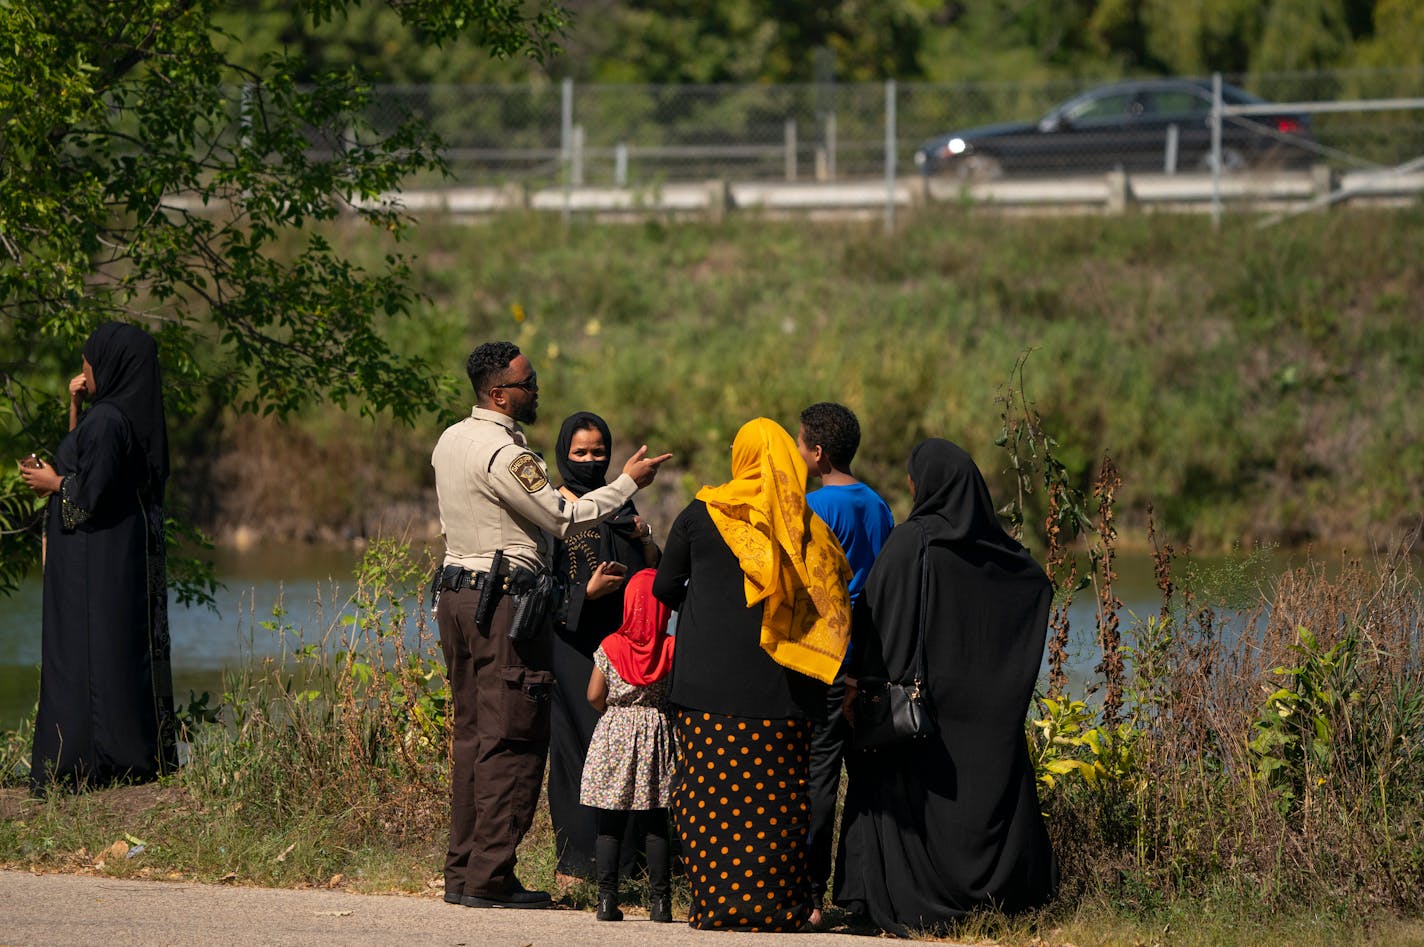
[910,520,930,684]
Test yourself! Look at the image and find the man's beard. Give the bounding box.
[514,401,538,425]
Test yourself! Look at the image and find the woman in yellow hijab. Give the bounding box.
[696,418,851,682]
[652,418,852,932]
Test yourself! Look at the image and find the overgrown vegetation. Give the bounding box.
[165,206,1424,556]
[0,539,454,889]
[1003,362,1424,938]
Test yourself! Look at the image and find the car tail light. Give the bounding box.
[1275,118,1304,134]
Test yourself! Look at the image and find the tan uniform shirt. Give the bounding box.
[432,406,638,574]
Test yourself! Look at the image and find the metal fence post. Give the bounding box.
[1164,123,1179,175]
[1211,72,1223,228]
[785,119,797,182]
[572,125,585,186]
[561,77,573,223]
[827,112,837,181]
[615,143,628,188]
[885,79,897,234]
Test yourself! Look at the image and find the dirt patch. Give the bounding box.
[0,786,33,821]
[93,782,190,821]
[0,782,191,824]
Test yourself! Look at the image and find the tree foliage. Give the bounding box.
[252,0,1421,85]
[0,0,565,596]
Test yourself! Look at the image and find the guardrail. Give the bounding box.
[378,166,1424,221]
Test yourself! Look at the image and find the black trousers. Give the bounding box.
[548,633,600,878]
[807,674,850,903]
[594,807,671,898]
[438,585,554,899]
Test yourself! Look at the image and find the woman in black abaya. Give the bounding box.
[835,438,1056,935]
[20,322,178,793]
[548,411,660,880]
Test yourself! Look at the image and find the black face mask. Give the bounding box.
[556,412,616,497]
[562,457,610,495]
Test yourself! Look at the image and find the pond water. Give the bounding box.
[0,543,1271,731]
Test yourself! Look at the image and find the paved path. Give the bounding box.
[0,871,910,946]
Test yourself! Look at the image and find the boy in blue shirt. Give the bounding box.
[796,402,894,926]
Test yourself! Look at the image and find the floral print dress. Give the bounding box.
[579,646,676,810]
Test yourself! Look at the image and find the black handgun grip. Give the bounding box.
[473,549,504,627]
[507,591,536,641]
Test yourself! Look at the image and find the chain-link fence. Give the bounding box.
[358,68,1424,189]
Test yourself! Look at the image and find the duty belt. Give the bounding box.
[430,563,507,611]
[431,553,559,642]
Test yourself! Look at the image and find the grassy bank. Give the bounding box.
[174,204,1424,553]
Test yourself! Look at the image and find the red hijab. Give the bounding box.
[601,568,675,687]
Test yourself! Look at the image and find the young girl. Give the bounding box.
[581,568,677,922]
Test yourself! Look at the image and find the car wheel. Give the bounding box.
[955,154,1004,182]
[1198,147,1245,173]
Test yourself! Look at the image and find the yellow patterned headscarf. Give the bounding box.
[695,418,852,684]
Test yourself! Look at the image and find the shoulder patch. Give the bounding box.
[508,452,550,494]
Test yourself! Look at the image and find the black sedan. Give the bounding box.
[914,78,1313,179]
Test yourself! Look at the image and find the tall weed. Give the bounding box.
[176,539,449,874]
[1008,359,1424,915]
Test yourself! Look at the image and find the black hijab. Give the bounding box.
[555,411,638,536]
[907,437,1029,561]
[555,412,613,496]
[82,322,170,499]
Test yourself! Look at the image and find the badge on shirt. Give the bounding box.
[508,452,549,494]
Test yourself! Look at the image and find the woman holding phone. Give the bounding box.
[548,411,662,885]
[17,322,179,794]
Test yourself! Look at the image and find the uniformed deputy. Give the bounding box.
[432,341,670,910]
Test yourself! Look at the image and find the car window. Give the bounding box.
[1065,92,1141,122]
[1150,90,1210,115]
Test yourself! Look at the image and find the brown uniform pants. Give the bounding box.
[438,585,554,899]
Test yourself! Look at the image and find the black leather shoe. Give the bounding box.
[443,890,463,905]
[462,887,552,909]
[650,894,673,923]
[596,892,623,921]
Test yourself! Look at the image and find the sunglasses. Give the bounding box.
[493,372,538,393]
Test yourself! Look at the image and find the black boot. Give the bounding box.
[595,833,623,921]
[646,815,672,922]
[597,892,624,922]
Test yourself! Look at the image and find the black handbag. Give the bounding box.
[853,523,938,750]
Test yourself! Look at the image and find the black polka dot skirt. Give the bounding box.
[673,710,813,932]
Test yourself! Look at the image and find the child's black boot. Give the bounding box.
[647,821,672,922]
[595,834,623,921]
[597,892,624,922]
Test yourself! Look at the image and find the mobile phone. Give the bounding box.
[602,561,629,577]
[20,453,41,470]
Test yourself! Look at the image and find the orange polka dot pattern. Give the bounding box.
[672,710,813,932]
